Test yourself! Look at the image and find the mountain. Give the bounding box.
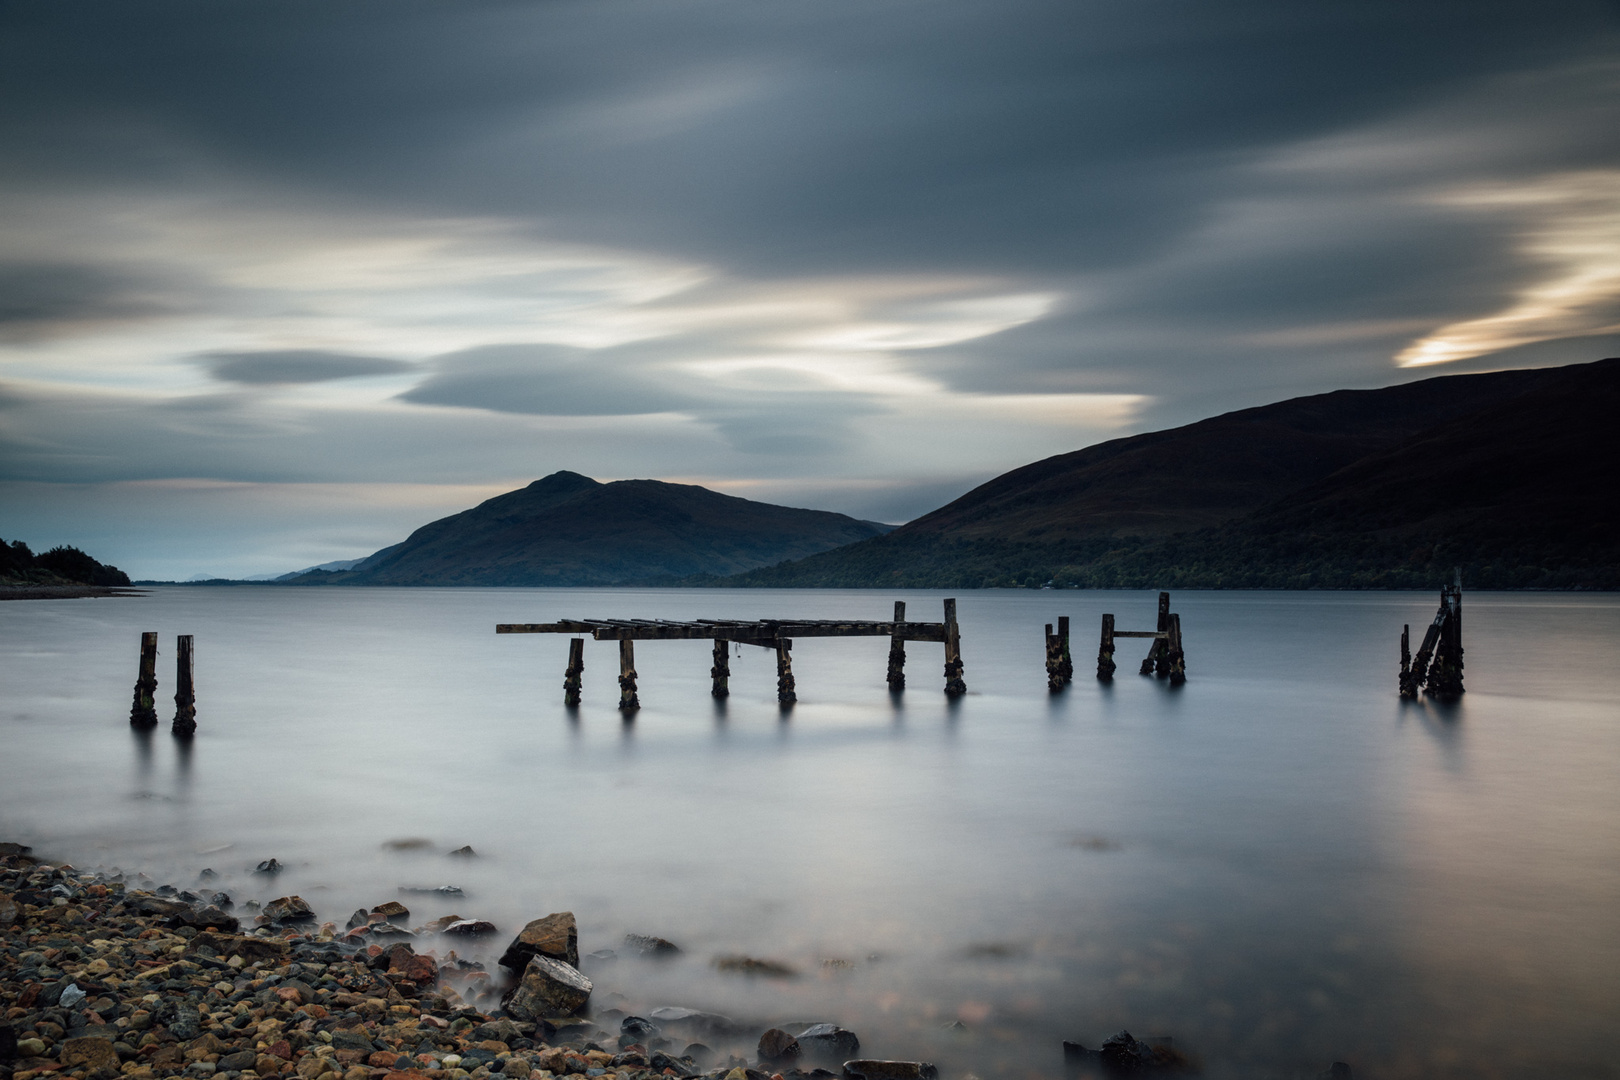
[284,471,893,586]
[727,358,1620,589]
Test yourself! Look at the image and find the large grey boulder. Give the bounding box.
[502,954,591,1019]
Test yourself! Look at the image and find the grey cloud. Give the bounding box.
[0,262,179,339]
[399,343,695,416]
[204,350,417,385]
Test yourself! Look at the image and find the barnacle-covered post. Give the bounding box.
[618,639,639,711]
[776,638,796,704]
[711,639,730,698]
[1096,614,1116,681]
[943,598,966,696]
[563,637,584,706]
[171,634,196,736]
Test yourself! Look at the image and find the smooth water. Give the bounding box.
[2,588,1617,1080]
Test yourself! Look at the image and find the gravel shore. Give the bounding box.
[0,846,930,1080]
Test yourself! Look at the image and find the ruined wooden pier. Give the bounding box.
[1094,591,1185,685]
[1400,577,1464,700]
[497,598,966,709]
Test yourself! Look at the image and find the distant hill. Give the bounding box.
[284,471,893,587]
[727,358,1620,589]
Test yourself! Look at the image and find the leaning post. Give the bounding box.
[563,637,584,706]
[130,631,159,728]
[171,635,196,736]
[618,639,640,711]
[1399,624,1414,698]
[711,639,731,699]
[1097,614,1116,681]
[775,638,797,704]
[943,598,966,696]
[886,601,907,691]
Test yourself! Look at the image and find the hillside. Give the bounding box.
[727,358,1620,589]
[286,471,892,587]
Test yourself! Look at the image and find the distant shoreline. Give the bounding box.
[0,585,147,602]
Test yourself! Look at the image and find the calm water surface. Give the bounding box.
[2,588,1617,1080]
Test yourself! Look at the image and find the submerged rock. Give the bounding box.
[843,1061,938,1080]
[263,895,314,922]
[797,1024,860,1062]
[757,1028,800,1065]
[372,900,411,923]
[624,933,681,957]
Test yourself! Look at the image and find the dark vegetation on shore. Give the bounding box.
[0,539,131,589]
[717,358,1620,590]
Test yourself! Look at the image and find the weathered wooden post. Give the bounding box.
[130,631,159,728]
[1428,581,1465,699]
[563,638,584,706]
[887,601,907,691]
[171,635,196,736]
[1057,615,1073,685]
[776,638,796,704]
[943,598,966,696]
[1097,614,1116,681]
[618,639,639,711]
[1398,624,1414,698]
[1045,622,1060,690]
[1166,613,1186,685]
[711,639,730,698]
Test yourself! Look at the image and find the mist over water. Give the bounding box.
[2,588,1618,1080]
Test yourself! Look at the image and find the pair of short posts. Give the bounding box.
[130,631,196,735]
[561,636,666,712]
[1095,592,1186,685]
[880,599,965,697]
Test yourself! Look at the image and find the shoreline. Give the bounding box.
[0,845,954,1080]
[0,587,147,603]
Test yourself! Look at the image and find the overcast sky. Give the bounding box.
[3,0,1618,579]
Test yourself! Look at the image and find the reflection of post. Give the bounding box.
[711,639,730,698]
[1097,614,1116,681]
[942,598,966,696]
[775,639,796,704]
[887,601,907,691]
[617,639,639,711]
[563,638,584,706]
[171,635,196,736]
[131,632,159,728]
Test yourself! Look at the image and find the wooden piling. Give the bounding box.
[711,639,730,699]
[1097,614,1116,681]
[617,639,639,711]
[130,631,159,728]
[776,638,797,704]
[887,601,907,691]
[563,637,584,706]
[171,635,196,736]
[1057,615,1073,685]
[1166,613,1186,685]
[943,598,966,696]
[1399,624,1414,698]
[1045,622,1060,690]
[1428,582,1465,699]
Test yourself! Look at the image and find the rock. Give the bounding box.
[648,1051,699,1077]
[621,1016,661,1041]
[59,982,86,1008]
[1323,1066,1352,1080]
[255,858,283,875]
[682,1043,715,1068]
[796,1025,860,1062]
[624,933,680,957]
[264,895,315,922]
[345,909,370,931]
[218,1050,257,1071]
[842,1062,938,1080]
[0,842,33,856]
[189,931,288,960]
[714,955,796,977]
[1093,1032,1191,1075]
[398,884,463,896]
[0,895,21,925]
[132,895,193,918]
[449,846,477,857]
[371,901,410,924]
[368,922,416,939]
[175,904,238,932]
[443,919,499,938]
[757,1029,800,1064]
[502,955,592,1020]
[646,1007,740,1038]
[499,912,579,972]
[59,1036,119,1071]
[17,1037,47,1057]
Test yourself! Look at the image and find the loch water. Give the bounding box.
[2,588,1617,1080]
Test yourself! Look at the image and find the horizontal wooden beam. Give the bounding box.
[1112,630,1168,639]
[496,620,949,643]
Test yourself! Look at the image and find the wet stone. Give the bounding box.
[842,1062,939,1080]
[263,896,315,923]
[796,1025,860,1063]
[757,1029,800,1065]
[503,955,592,1020]
[499,912,579,972]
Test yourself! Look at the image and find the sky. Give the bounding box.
[2,0,1618,580]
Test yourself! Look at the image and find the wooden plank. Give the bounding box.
[1112,630,1167,639]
